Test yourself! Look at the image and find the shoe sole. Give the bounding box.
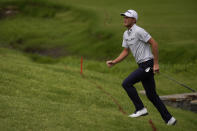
[172,120,177,125]
[128,113,148,118]
[167,120,177,126]
[141,113,148,116]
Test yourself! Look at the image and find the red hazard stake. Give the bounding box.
[80,56,83,75]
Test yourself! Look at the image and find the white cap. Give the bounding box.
[120,9,138,20]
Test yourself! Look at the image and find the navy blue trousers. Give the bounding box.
[122,59,172,123]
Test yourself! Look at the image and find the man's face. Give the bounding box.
[123,16,136,28]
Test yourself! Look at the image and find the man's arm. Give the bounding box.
[106,48,129,68]
[148,38,159,73]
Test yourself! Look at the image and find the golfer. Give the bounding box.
[106,9,176,125]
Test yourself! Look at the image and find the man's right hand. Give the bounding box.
[106,48,129,68]
[106,60,115,68]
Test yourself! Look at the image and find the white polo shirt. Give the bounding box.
[122,24,154,64]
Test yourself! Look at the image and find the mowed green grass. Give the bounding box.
[0,48,197,131]
[0,0,197,130]
[0,0,197,63]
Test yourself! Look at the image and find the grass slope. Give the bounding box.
[0,48,197,130]
[0,0,197,130]
[0,0,197,63]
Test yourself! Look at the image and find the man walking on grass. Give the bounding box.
[106,9,176,125]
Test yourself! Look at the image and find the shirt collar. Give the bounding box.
[127,24,136,35]
[128,24,136,32]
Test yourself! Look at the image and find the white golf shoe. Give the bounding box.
[167,117,177,125]
[128,108,148,118]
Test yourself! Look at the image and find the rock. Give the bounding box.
[160,93,197,113]
[191,100,197,104]
[139,90,197,113]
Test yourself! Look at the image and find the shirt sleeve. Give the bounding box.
[122,34,129,48]
[138,29,151,43]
